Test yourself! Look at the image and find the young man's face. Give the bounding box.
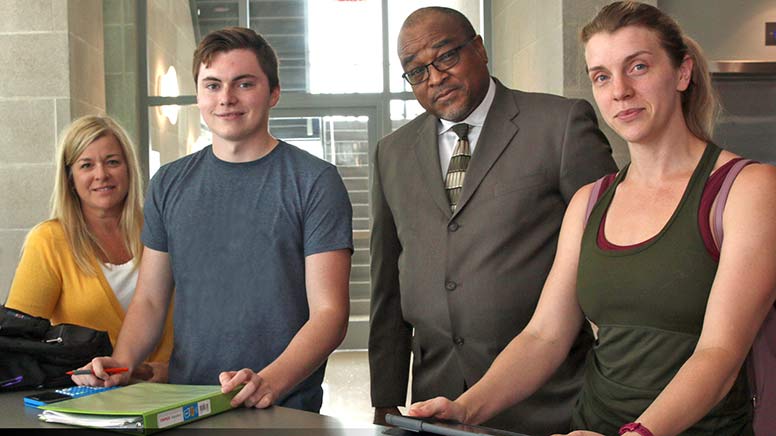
[196,48,280,147]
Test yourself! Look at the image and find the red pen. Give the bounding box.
[66,367,129,376]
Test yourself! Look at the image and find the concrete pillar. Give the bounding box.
[104,0,139,146]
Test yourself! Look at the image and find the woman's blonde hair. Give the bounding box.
[50,115,144,275]
[580,1,719,142]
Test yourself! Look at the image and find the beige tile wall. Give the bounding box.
[492,0,564,96]
[69,0,106,117]
[0,0,104,301]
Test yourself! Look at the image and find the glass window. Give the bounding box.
[249,0,383,94]
[306,1,383,94]
[154,1,482,97]
[390,99,425,131]
[195,1,241,36]
[271,115,371,297]
[249,0,308,92]
[270,115,370,167]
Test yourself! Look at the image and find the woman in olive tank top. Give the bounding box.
[403,3,776,436]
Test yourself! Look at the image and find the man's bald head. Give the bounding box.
[400,7,476,40]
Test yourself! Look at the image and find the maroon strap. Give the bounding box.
[711,159,753,249]
[585,176,608,228]
[585,173,617,227]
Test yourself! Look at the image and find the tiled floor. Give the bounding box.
[320,350,408,426]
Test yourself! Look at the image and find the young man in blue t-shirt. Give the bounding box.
[76,27,353,413]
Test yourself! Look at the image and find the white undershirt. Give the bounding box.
[437,78,496,176]
[100,260,138,312]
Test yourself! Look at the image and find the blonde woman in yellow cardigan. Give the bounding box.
[5,115,173,381]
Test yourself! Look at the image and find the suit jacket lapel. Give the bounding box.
[413,114,452,217]
[454,80,520,216]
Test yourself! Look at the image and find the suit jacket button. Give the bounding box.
[454,337,464,346]
[448,222,459,232]
[445,281,457,291]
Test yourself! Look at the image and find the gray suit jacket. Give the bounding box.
[368,79,618,435]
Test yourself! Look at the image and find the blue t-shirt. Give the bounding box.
[142,141,353,412]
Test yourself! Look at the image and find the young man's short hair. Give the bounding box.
[192,27,280,91]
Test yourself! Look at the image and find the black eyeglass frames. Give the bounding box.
[401,37,477,85]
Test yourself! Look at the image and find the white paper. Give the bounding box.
[39,410,143,431]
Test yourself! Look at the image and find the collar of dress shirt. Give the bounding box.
[437,77,496,136]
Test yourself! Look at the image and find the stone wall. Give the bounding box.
[0,0,105,301]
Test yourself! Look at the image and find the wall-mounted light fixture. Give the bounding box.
[160,66,180,124]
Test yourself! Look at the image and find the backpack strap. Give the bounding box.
[711,159,754,249]
[709,158,776,434]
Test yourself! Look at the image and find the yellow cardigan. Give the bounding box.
[5,220,173,362]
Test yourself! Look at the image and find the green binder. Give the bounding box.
[39,383,238,434]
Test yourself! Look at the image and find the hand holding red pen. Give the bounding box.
[66,367,129,376]
[71,357,132,388]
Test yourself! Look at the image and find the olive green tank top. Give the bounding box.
[574,143,752,435]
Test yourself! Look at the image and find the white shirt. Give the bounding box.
[100,260,138,312]
[437,78,496,176]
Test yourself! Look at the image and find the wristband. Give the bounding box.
[619,422,654,436]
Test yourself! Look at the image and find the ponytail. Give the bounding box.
[681,36,719,142]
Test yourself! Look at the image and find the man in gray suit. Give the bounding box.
[368,7,617,435]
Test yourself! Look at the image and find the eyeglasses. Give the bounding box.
[401,38,476,86]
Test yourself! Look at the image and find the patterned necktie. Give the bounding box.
[445,123,471,212]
